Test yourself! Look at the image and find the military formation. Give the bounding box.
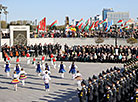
[78,58,138,102]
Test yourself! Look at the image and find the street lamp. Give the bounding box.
[4,10,8,26]
[0,4,8,60]
[115,24,118,46]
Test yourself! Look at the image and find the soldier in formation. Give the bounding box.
[78,58,138,102]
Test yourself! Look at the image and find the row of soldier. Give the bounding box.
[78,58,138,102]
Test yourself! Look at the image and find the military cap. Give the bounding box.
[114,67,117,70]
[93,75,98,79]
[99,73,103,78]
[102,71,106,74]
[110,68,114,72]
[88,77,92,82]
[106,69,110,73]
[81,80,87,85]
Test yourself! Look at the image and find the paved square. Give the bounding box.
[0,57,123,102]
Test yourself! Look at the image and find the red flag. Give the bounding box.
[94,20,99,28]
[117,20,123,24]
[50,20,57,28]
[89,22,94,31]
[78,23,83,29]
[37,17,46,32]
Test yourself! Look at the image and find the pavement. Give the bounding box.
[0,57,123,102]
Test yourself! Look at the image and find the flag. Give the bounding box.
[50,20,57,28]
[85,19,89,25]
[77,18,83,26]
[124,19,134,26]
[36,17,46,32]
[99,18,107,25]
[78,23,83,29]
[105,21,112,32]
[117,19,123,25]
[42,17,46,31]
[120,29,123,32]
[36,25,39,33]
[94,20,99,28]
[89,22,94,31]
[102,18,108,24]
[84,19,90,31]
[125,26,129,29]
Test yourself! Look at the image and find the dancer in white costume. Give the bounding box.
[74,70,82,88]
[26,53,30,64]
[42,71,51,92]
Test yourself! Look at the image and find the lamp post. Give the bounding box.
[4,10,8,27]
[115,24,118,46]
[0,4,8,60]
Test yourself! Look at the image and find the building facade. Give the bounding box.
[107,12,129,24]
[102,8,114,20]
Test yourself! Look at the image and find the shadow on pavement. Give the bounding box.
[38,89,79,102]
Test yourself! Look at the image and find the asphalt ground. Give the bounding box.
[0,57,123,102]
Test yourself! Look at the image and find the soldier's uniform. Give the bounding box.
[78,80,87,102]
[98,73,104,102]
[92,75,99,102]
[133,83,138,102]
[116,78,121,102]
[87,77,93,102]
[104,82,113,102]
[112,80,117,102]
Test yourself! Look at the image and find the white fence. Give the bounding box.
[1,38,138,46]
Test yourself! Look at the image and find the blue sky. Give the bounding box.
[0,0,138,25]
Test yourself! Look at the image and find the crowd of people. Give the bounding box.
[61,44,138,63]
[1,43,62,61]
[3,52,80,92]
[30,30,138,39]
[78,58,138,102]
[1,44,138,63]
[2,32,10,39]
[1,43,138,102]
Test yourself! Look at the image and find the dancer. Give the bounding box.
[42,62,45,70]
[26,53,30,64]
[14,64,21,74]
[58,61,66,78]
[11,71,20,91]
[74,70,82,88]
[42,71,51,92]
[4,61,10,77]
[53,57,56,69]
[45,63,50,71]
[32,57,36,66]
[36,62,42,76]
[69,62,78,79]
[19,68,27,86]
[41,55,45,63]
[42,67,51,76]
[6,57,10,63]
[50,53,54,65]
[16,57,20,64]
